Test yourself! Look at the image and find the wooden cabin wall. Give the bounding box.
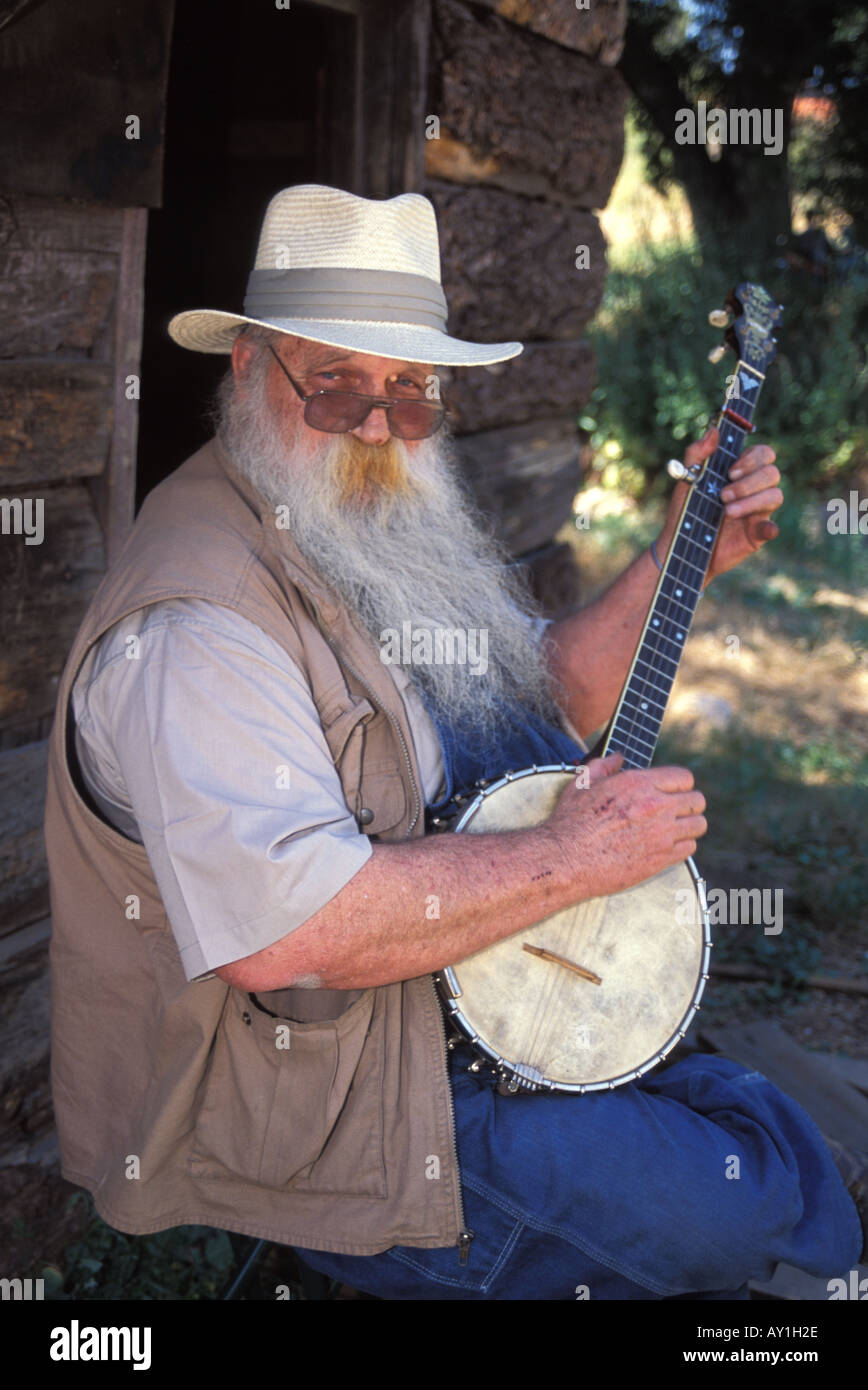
[0,0,172,1198]
[424,0,628,612]
[0,195,150,1182]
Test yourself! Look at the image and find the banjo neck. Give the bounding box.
[602,284,781,771]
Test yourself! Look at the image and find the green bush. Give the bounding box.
[586,236,868,492]
[50,1193,235,1300]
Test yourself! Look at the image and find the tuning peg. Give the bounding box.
[707,344,727,365]
[667,458,702,482]
[708,309,730,328]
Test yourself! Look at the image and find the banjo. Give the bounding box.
[431,283,782,1095]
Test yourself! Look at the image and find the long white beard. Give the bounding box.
[214,358,563,741]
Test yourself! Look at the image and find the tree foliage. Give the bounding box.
[622,1,868,247]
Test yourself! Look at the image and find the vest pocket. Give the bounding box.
[319,688,409,836]
[356,768,407,836]
[320,694,375,764]
[189,985,384,1195]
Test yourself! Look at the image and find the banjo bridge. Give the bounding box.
[438,771,712,1092]
[522,941,602,986]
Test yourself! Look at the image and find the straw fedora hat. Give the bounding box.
[168,184,523,367]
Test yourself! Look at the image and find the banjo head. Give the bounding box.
[440,767,711,1092]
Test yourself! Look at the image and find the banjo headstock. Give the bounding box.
[722,282,783,375]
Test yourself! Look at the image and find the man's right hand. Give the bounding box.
[543,752,707,900]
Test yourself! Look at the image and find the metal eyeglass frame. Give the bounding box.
[266,343,448,438]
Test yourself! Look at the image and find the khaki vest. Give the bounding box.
[44,437,467,1255]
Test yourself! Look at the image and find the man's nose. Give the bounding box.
[350,404,392,447]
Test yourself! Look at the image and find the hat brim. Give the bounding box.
[167,309,523,367]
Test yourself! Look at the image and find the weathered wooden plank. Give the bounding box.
[0,713,53,752]
[91,207,146,565]
[357,0,430,196]
[428,1,628,208]
[454,416,580,555]
[0,741,48,936]
[0,361,113,485]
[0,482,104,731]
[0,945,52,1163]
[398,0,432,195]
[699,1021,868,1153]
[471,0,627,64]
[0,248,117,359]
[443,339,595,435]
[430,182,607,342]
[0,914,50,966]
[0,191,124,360]
[0,193,125,255]
[0,0,174,207]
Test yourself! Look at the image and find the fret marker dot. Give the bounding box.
[652,618,660,627]
[675,588,683,597]
[705,534,712,543]
[641,701,648,710]
[676,631,683,640]
[685,522,691,530]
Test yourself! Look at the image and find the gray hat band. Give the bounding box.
[243,267,448,331]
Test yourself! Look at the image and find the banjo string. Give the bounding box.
[609,475,725,770]
[525,775,579,1067]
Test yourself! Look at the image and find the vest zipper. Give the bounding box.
[431,975,475,1265]
[457,1230,474,1265]
[312,604,471,1259]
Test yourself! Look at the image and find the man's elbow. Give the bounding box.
[213,933,316,992]
[213,957,259,990]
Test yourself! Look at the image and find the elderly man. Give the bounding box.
[45,184,863,1301]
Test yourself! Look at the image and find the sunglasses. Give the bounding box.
[267,345,448,440]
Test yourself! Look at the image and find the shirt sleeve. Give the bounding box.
[72,599,373,981]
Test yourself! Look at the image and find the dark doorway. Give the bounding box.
[136,0,357,507]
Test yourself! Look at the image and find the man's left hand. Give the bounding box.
[659,425,783,583]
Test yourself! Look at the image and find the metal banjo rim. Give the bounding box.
[437,764,713,1094]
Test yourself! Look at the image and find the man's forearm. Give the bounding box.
[550,417,773,739]
[216,747,707,994]
[543,540,669,739]
[217,821,588,993]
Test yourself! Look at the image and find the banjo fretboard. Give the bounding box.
[603,361,766,771]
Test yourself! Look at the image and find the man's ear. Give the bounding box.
[231,332,257,379]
